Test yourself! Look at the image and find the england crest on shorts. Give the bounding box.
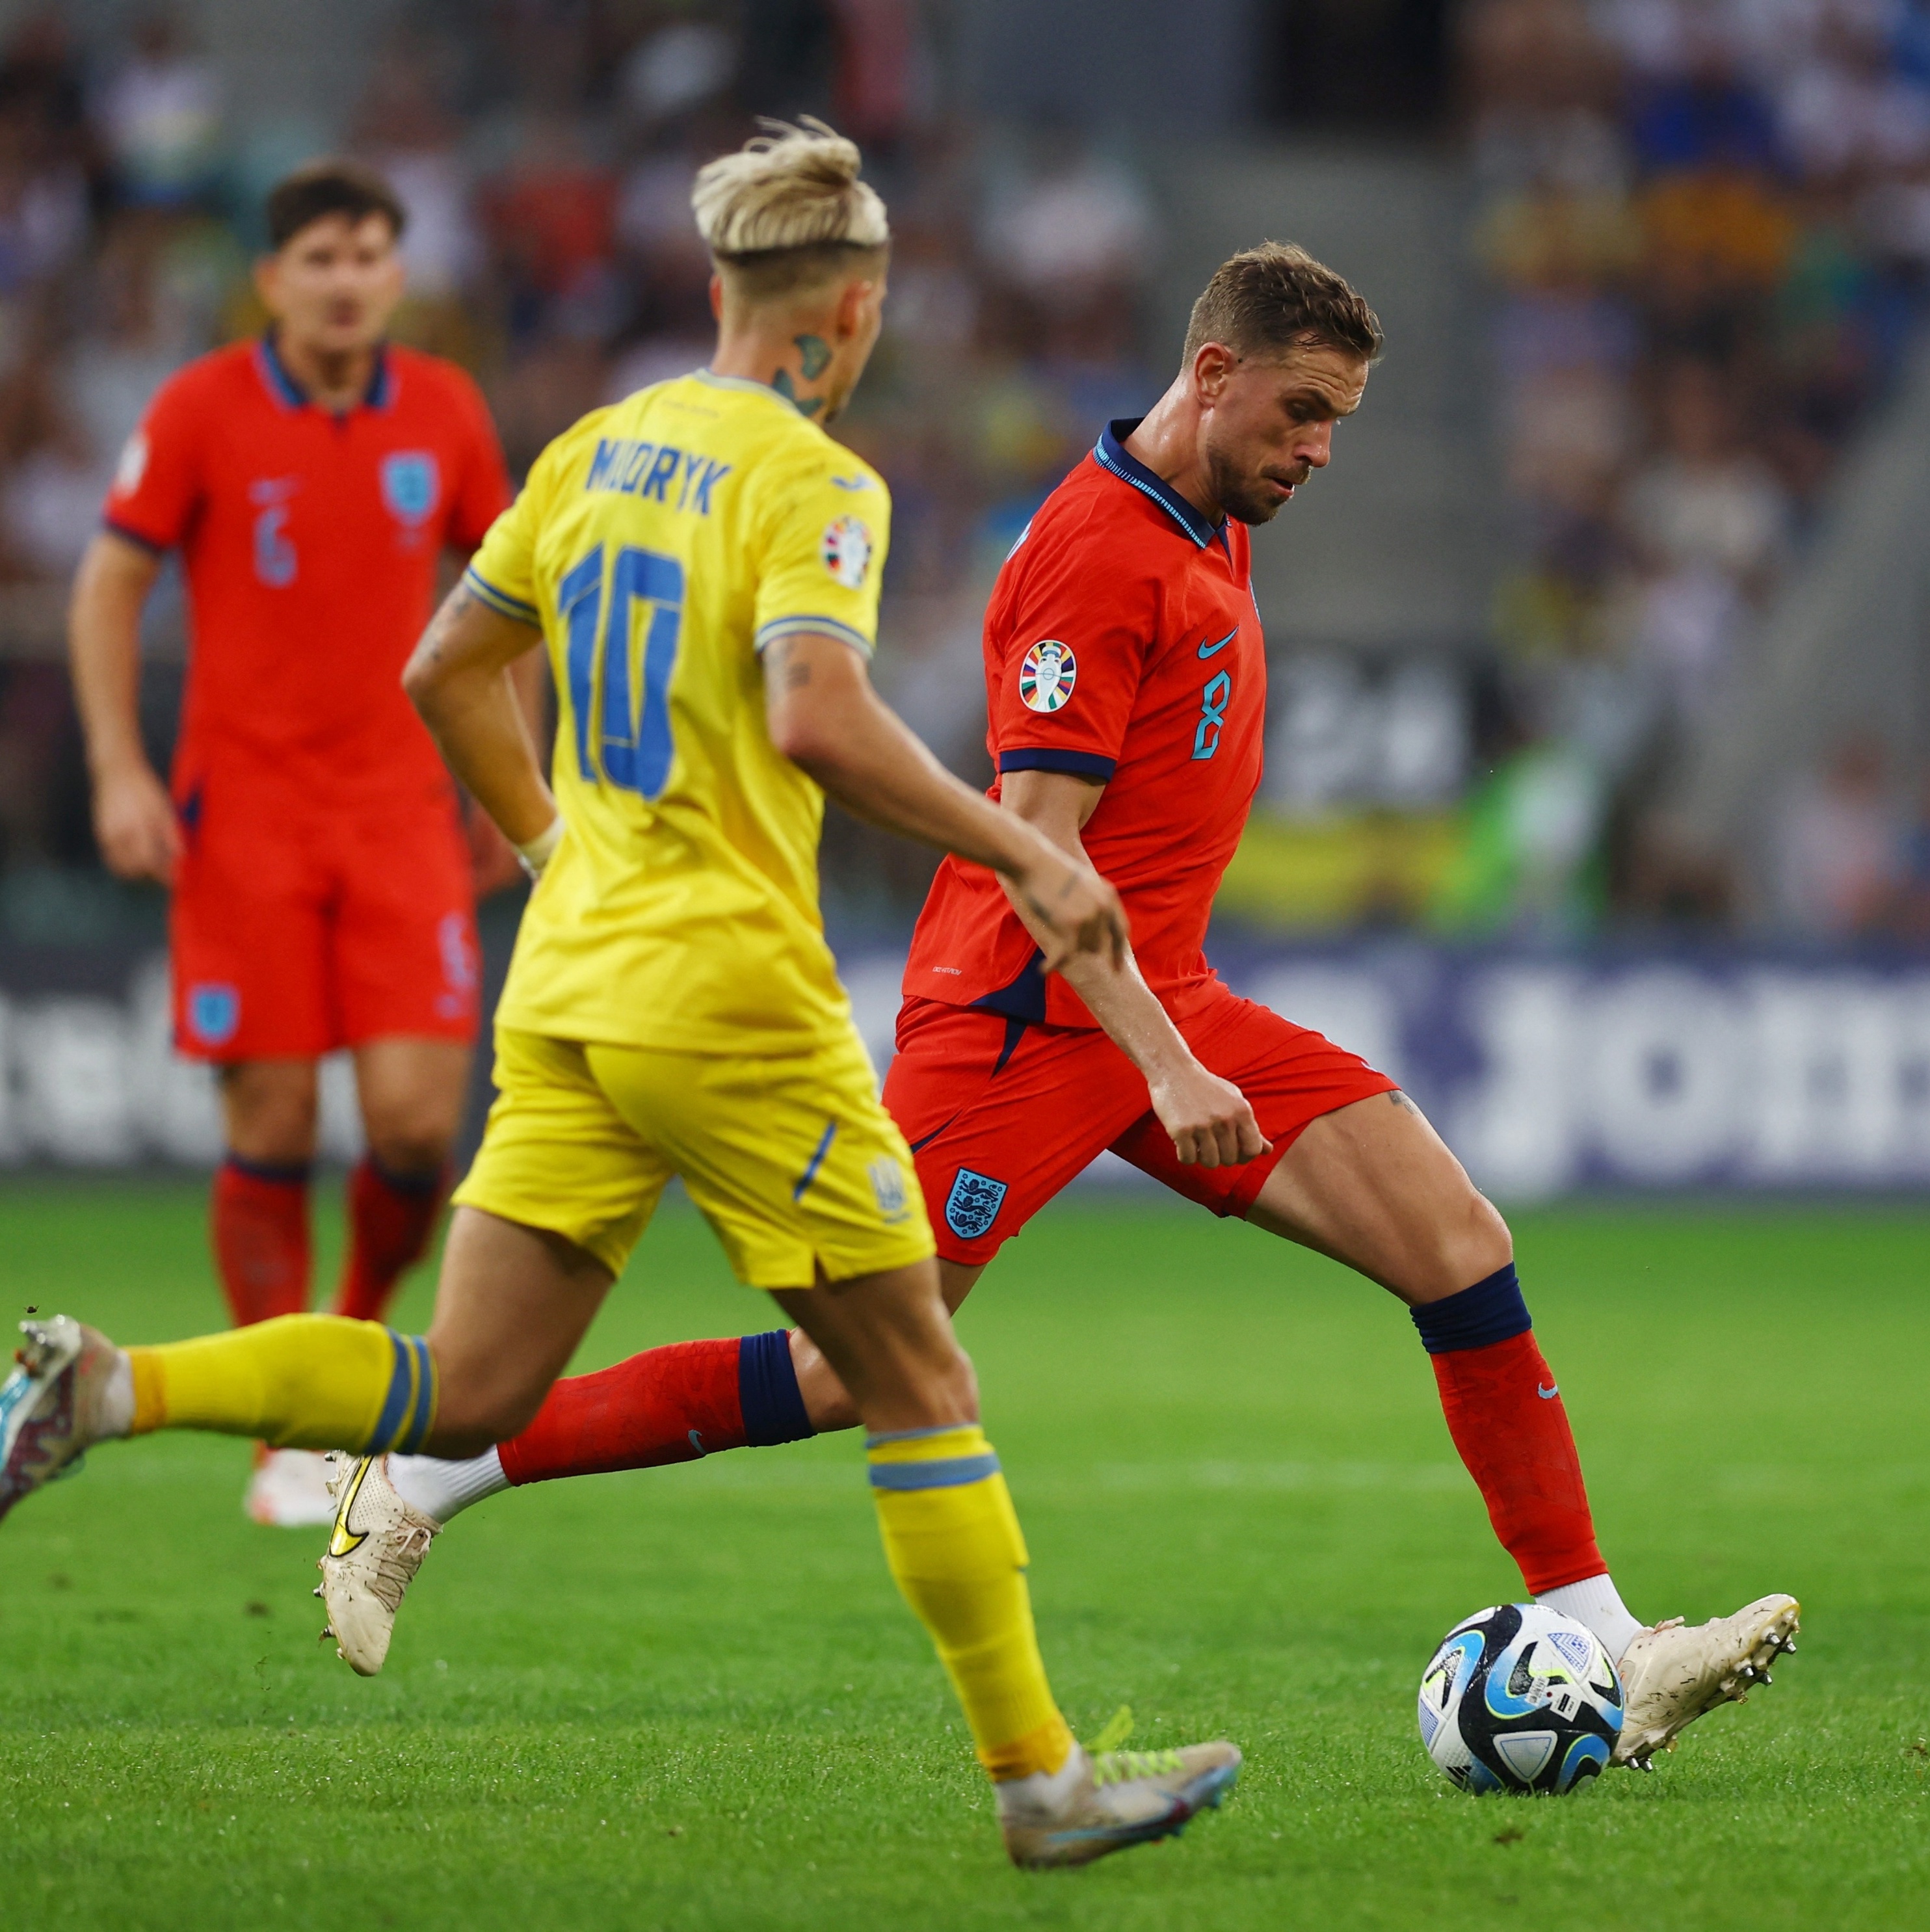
[944,1167,1007,1241]
[380,451,440,527]
[186,982,239,1048]
[1019,640,1076,713]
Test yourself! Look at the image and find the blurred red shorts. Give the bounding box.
[883,983,1398,1265]
[169,782,481,1063]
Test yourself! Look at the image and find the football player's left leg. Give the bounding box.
[336,1038,471,1323]
[1249,1089,1798,1762]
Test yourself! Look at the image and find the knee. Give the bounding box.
[362,1102,458,1180]
[1412,1189,1513,1305]
[222,1065,318,1165]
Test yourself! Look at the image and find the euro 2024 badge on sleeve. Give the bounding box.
[1019,639,1076,713]
[821,515,873,589]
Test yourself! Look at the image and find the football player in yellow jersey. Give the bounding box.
[0,122,1239,1870]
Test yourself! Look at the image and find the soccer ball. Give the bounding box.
[1417,1603,1624,1795]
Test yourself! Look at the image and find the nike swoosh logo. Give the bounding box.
[326,1457,373,1557]
[1197,626,1237,659]
[688,1429,706,1452]
[1537,1383,1560,1401]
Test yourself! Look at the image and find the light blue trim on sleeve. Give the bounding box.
[464,566,540,624]
[753,615,876,659]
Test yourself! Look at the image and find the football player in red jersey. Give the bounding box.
[67,161,516,1526]
[315,245,1798,1773]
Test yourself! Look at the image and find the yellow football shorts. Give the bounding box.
[453,1023,935,1288]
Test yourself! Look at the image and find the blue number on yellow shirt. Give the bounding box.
[559,544,685,799]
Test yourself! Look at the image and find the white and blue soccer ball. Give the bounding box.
[1418,1603,1624,1795]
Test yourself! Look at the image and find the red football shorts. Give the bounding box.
[884,985,1398,1265]
[170,782,481,1063]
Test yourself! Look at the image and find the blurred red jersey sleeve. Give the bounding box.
[443,369,514,552]
[101,366,205,554]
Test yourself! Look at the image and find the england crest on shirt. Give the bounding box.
[380,451,440,527]
[1019,639,1076,713]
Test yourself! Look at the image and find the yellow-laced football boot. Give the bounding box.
[997,1739,1242,1869]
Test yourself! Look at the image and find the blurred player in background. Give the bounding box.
[5,122,1243,1872]
[339,243,1797,1775]
[65,161,516,1526]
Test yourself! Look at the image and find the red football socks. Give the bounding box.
[1412,1265,1606,1596]
[209,1157,311,1327]
[497,1330,815,1485]
[499,1336,750,1484]
[334,1158,447,1324]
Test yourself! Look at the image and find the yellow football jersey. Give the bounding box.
[464,369,890,1055]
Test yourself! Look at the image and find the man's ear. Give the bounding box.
[1191,341,1236,403]
[252,254,280,316]
[707,272,724,323]
[835,276,877,340]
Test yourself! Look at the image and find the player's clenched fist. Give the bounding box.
[1146,1060,1271,1169]
[91,759,182,885]
[1016,846,1129,975]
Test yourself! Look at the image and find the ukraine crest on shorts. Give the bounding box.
[380,451,440,527]
[944,1167,1008,1241]
[1019,639,1076,713]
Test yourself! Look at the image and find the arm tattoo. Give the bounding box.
[765,642,812,691]
[1388,1090,1418,1115]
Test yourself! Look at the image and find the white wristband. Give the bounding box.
[514,816,563,879]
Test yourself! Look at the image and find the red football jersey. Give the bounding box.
[103,336,512,807]
[905,420,1267,1029]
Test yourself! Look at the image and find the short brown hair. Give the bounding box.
[266,159,406,251]
[1182,242,1382,365]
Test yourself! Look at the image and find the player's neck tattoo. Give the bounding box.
[770,334,832,417]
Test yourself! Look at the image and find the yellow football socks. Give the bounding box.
[126,1314,436,1455]
[867,1424,1075,1782]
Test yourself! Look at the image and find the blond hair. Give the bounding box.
[692,117,889,301]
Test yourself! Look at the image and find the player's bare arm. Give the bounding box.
[403,583,561,862]
[995,766,1267,1169]
[763,629,1127,975]
[68,528,178,884]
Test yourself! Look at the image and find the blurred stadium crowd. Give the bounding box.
[1465,0,1930,938]
[0,0,1927,945]
[0,2,1168,940]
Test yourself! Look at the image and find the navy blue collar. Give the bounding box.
[1094,417,1224,549]
[255,332,394,412]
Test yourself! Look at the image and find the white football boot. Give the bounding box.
[998,1741,1242,1870]
[315,1452,440,1676]
[245,1446,338,1528]
[1614,1594,1801,1769]
[1,1317,120,1524]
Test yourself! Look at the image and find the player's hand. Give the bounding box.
[1147,1057,1271,1169]
[466,804,526,897]
[92,760,182,884]
[1016,847,1129,975]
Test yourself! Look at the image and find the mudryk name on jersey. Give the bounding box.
[463,369,891,1061]
[583,436,733,516]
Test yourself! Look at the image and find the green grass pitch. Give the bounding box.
[3,1182,1929,1930]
